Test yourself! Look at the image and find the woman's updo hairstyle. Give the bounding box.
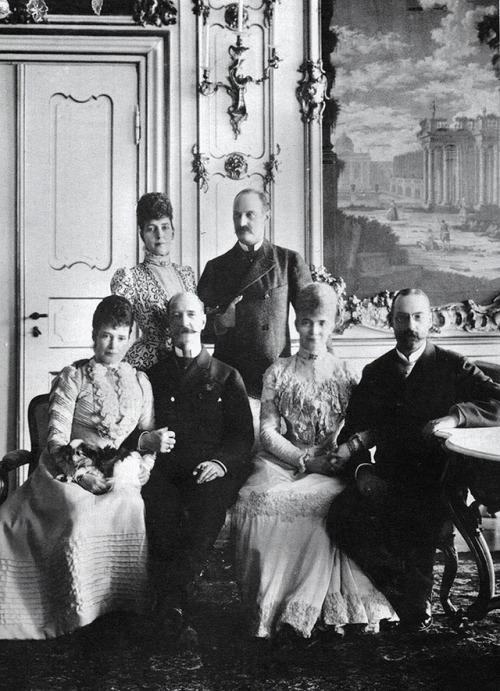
[295,282,338,321]
[136,192,174,231]
[92,295,134,342]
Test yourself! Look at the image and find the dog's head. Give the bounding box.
[59,439,96,471]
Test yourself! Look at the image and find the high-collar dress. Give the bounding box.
[232,349,397,638]
[0,358,154,639]
[111,251,196,370]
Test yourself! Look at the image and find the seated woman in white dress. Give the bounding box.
[111,192,196,370]
[232,283,397,639]
[0,295,156,640]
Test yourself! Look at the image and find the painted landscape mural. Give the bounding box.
[326,0,499,307]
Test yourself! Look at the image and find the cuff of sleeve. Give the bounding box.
[212,460,227,475]
[354,463,374,482]
[449,405,465,426]
[214,315,229,336]
[138,431,149,451]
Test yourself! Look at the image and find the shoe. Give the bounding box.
[172,625,203,670]
[171,649,203,671]
[399,614,433,633]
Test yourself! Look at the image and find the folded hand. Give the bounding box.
[328,442,351,474]
[141,428,176,454]
[78,473,111,495]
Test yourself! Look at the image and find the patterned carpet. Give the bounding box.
[1,548,499,691]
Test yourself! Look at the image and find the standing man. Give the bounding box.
[139,292,254,652]
[197,188,312,396]
[327,288,500,631]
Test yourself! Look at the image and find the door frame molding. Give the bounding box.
[0,35,166,454]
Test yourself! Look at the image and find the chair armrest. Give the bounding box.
[0,450,33,473]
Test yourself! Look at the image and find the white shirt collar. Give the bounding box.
[174,344,202,359]
[396,341,426,365]
[238,239,264,252]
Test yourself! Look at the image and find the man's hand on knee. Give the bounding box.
[193,461,225,484]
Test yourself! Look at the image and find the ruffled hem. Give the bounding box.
[247,591,397,639]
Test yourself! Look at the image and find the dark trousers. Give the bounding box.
[326,479,447,622]
[142,466,241,609]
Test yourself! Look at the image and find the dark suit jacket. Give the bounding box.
[146,347,254,480]
[341,341,500,486]
[197,239,311,395]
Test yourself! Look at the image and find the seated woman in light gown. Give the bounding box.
[232,282,397,639]
[111,192,196,370]
[0,295,156,640]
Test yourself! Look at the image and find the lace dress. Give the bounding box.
[232,350,397,638]
[111,251,196,370]
[0,359,155,639]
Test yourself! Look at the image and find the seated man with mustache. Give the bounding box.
[137,292,254,666]
[326,288,500,632]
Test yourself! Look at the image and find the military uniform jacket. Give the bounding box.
[146,347,254,479]
[197,239,311,394]
[341,342,500,486]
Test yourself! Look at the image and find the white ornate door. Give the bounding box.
[20,61,141,440]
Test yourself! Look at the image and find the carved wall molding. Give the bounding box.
[296,58,329,124]
[263,144,281,191]
[263,0,280,27]
[199,33,281,139]
[192,0,209,23]
[132,0,177,26]
[224,152,249,180]
[311,266,500,336]
[0,0,177,25]
[191,144,210,193]
[192,1,280,28]
[192,147,282,190]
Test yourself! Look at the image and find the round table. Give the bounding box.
[436,427,500,622]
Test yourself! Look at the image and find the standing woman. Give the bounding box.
[111,192,196,370]
[0,296,157,639]
[232,283,397,640]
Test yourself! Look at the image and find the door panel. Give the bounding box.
[21,61,140,445]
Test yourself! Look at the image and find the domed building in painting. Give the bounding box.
[335,131,391,201]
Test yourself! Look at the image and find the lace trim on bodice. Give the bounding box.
[269,355,357,446]
[86,359,140,442]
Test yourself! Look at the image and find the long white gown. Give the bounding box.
[0,358,155,639]
[232,349,397,639]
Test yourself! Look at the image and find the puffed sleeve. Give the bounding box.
[178,264,197,294]
[259,363,304,468]
[136,371,155,431]
[111,267,136,306]
[47,364,82,454]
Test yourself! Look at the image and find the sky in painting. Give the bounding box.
[331,0,499,161]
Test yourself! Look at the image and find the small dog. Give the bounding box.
[57,439,155,490]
